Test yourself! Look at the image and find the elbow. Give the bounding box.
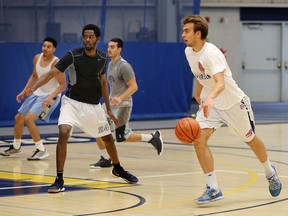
[61,85,66,92]
[221,82,225,91]
[219,82,225,94]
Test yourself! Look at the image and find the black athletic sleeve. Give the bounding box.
[55,51,73,73]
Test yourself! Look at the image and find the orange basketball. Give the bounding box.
[175,117,201,144]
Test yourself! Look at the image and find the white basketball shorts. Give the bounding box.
[58,95,111,138]
[196,95,255,142]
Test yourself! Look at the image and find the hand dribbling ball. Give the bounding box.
[175,117,201,144]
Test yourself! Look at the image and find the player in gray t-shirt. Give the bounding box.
[89,38,163,169]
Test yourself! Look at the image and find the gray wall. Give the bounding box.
[0,0,248,87]
[199,7,242,85]
[1,0,287,99]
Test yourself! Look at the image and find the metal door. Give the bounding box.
[241,22,288,102]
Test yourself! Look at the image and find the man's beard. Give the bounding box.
[85,46,93,51]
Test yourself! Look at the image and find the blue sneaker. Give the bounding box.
[267,164,282,197]
[195,185,224,205]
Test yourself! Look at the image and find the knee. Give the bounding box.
[115,125,127,142]
[245,134,259,146]
[15,113,25,123]
[24,113,35,125]
[58,126,71,141]
[101,134,114,145]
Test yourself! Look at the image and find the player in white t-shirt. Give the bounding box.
[0,37,66,160]
[181,15,282,204]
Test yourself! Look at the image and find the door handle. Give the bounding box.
[277,62,281,69]
[285,61,288,70]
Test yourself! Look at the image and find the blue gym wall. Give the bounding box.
[0,42,193,126]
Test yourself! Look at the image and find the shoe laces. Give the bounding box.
[267,174,280,189]
[201,186,218,197]
[99,156,106,162]
[31,149,40,157]
[115,167,130,176]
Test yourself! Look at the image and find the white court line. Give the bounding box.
[0,184,50,190]
[1,170,287,191]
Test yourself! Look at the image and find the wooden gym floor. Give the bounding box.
[0,102,288,216]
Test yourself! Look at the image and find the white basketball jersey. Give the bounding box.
[34,53,60,96]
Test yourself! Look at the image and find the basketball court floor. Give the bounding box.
[0,102,288,215]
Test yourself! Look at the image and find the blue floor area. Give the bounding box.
[0,178,90,197]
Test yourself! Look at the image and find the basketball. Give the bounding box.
[175,117,201,144]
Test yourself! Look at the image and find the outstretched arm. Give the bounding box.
[24,66,62,97]
[42,72,66,109]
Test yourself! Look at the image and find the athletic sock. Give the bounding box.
[57,171,63,180]
[13,139,21,149]
[262,159,275,178]
[141,134,153,142]
[35,140,45,151]
[99,149,110,159]
[206,171,219,190]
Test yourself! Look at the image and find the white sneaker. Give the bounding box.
[0,146,22,156]
[27,149,49,161]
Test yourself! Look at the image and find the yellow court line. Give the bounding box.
[220,162,258,195]
[0,171,132,189]
[131,163,258,211]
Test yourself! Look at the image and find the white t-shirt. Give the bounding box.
[34,53,60,96]
[185,42,245,110]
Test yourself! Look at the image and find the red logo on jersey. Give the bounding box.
[245,129,253,138]
[198,62,204,72]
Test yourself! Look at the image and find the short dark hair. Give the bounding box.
[43,37,57,48]
[181,15,209,40]
[82,24,101,37]
[109,38,123,49]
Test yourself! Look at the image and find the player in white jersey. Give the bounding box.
[181,15,282,204]
[0,37,66,160]
[89,38,163,169]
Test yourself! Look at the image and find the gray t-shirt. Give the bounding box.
[107,56,135,107]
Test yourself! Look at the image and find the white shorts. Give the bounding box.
[196,96,255,142]
[58,95,111,138]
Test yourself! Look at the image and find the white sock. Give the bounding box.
[99,149,110,159]
[141,134,153,142]
[262,159,275,178]
[35,140,45,151]
[206,171,219,190]
[13,139,21,149]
